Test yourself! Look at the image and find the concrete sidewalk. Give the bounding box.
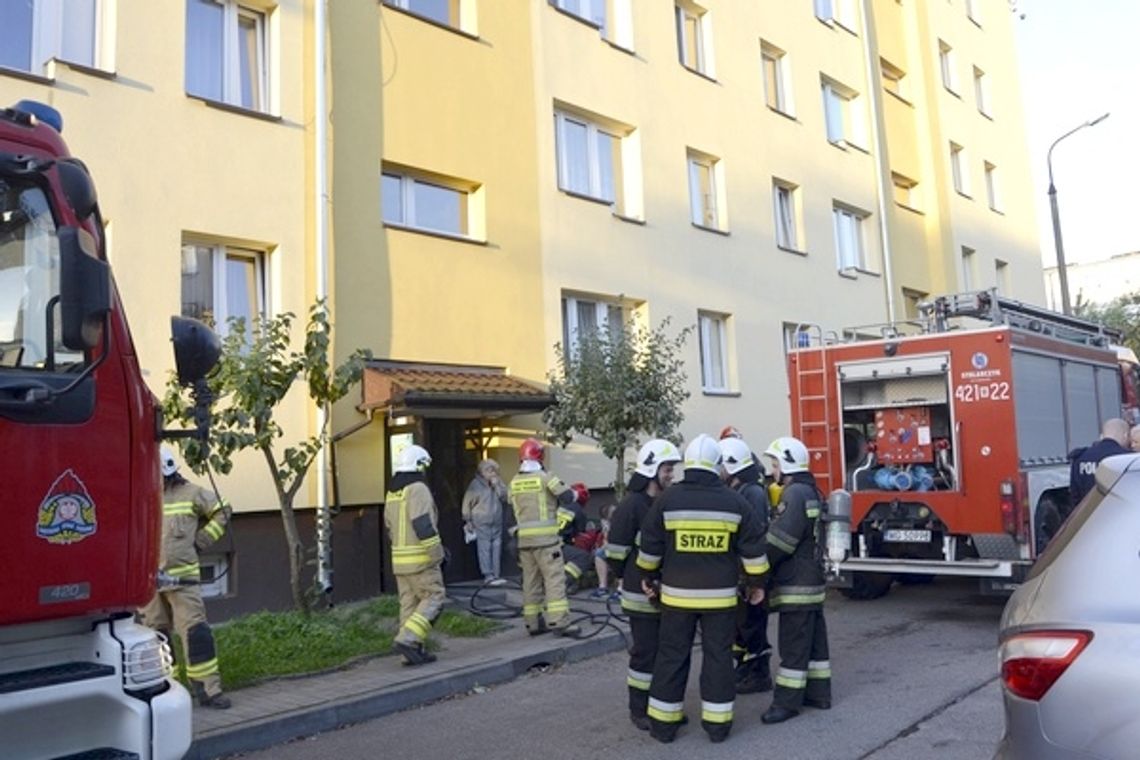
[185,586,627,760]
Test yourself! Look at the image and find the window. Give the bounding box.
[773,179,801,251]
[181,243,267,332]
[902,288,928,320]
[966,0,981,25]
[814,0,858,31]
[881,58,908,100]
[984,161,1000,211]
[698,311,729,392]
[949,142,969,195]
[561,293,624,357]
[551,0,634,48]
[822,77,866,148]
[0,0,109,75]
[892,172,919,210]
[186,0,270,113]
[383,0,464,30]
[675,1,712,77]
[832,204,868,271]
[382,168,475,238]
[761,41,793,115]
[554,109,626,208]
[198,554,232,599]
[995,259,1010,295]
[554,0,607,32]
[687,149,724,230]
[973,66,991,116]
[961,246,976,290]
[938,40,957,94]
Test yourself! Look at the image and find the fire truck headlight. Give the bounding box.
[123,631,174,690]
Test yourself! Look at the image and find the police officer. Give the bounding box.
[1069,418,1130,507]
[719,436,773,694]
[761,436,832,724]
[638,434,769,744]
[140,446,232,709]
[385,445,445,666]
[509,438,581,637]
[604,439,682,731]
[560,482,593,593]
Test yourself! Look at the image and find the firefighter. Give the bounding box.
[560,482,593,593]
[638,434,769,744]
[140,445,232,709]
[385,444,446,666]
[509,438,581,637]
[760,436,832,724]
[719,436,773,694]
[603,438,682,731]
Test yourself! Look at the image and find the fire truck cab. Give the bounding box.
[788,290,1131,599]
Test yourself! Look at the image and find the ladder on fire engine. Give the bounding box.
[927,289,1123,346]
[790,324,834,488]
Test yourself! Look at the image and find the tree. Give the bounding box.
[163,301,371,613]
[1074,291,1140,356]
[544,318,691,494]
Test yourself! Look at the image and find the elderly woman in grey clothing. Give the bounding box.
[462,459,509,585]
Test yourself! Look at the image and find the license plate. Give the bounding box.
[883,529,932,543]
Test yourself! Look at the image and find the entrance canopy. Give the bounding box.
[362,359,555,419]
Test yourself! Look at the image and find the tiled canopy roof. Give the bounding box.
[362,360,554,416]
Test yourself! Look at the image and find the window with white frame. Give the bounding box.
[198,554,232,599]
[0,0,110,75]
[938,40,958,94]
[821,77,865,148]
[382,168,474,237]
[892,172,919,210]
[881,58,908,100]
[675,1,712,77]
[561,293,624,357]
[814,0,858,31]
[383,0,467,31]
[995,259,1010,295]
[554,109,625,207]
[761,41,792,115]
[984,161,1000,211]
[687,149,724,230]
[181,242,267,332]
[186,0,271,113]
[950,142,969,195]
[554,0,607,32]
[973,66,991,116]
[961,246,976,290]
[698,311,729,392]
[832,203,868,271]
[772,179,800,250]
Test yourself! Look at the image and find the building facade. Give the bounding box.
[1044,252,1140,311]
[0,0,1043,615]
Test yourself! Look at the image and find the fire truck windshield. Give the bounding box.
[0,178,84,370]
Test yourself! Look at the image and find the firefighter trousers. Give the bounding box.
[648,608,736,742]
[518,544,570,632]
[395,566,446,645]
[735,598,771,662]
[562,544,593,589]
[626,613,660,719]
[773,608,832,710]
[140,584,222,698]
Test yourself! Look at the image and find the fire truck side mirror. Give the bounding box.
[171,316,221,385]
[58,226,110,351]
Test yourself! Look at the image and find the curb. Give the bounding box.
[184,629,627,760]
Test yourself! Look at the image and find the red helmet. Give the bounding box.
[570,482,590,506]
[720,426,743,440]
[519,437,545,463]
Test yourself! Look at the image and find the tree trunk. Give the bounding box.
[278,494,308,613]
[613,452,626,500]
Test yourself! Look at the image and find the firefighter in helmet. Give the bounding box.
[385,444,446,666]
[760,436,832,724]
[560,482,593,593]
[140,445,232,709]
[509,438,581,637]
[638,434,770,744]
[719,436,774,694]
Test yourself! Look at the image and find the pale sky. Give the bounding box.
[1014,0,1140,266]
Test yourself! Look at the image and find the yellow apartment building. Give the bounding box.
[0,0,1044,612]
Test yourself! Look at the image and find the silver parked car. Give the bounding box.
[996,453,1140,759]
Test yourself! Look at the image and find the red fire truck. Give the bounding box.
[788,290,1137,599]
[0,101,218,758]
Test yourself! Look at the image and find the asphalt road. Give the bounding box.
[237,578,1006,760]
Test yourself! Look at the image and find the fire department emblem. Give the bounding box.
[36,470,98,545]
[971,352,989,370]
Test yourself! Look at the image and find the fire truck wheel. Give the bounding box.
[1034,497,1063,555]
[839,572,894,600]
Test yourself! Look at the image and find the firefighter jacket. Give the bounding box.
[637,469,769,611]
[160,480,230,583]
[734,478,770,535]
[509,469,573,549]
[384,475,444,576]
[765,473,826,610]
[604,488,657,616]
[558,501,588,543]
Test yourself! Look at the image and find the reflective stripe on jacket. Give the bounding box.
[159,481,230,579]
[384,481,444,575]
[766,475,826,610]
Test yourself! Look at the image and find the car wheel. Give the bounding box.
[839,572,894,600]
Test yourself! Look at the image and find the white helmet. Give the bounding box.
[719,437,754,476]
[683,434,722,473]
[765,436,810,474]
[635,439,682,479]
[160,445,179,477]
[395,444,432,473]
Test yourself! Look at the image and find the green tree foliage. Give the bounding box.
[544,318,690,494]
[164,301,371,612]
[1074,292,1140,356]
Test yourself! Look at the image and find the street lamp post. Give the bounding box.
[1047,112,1109,315]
